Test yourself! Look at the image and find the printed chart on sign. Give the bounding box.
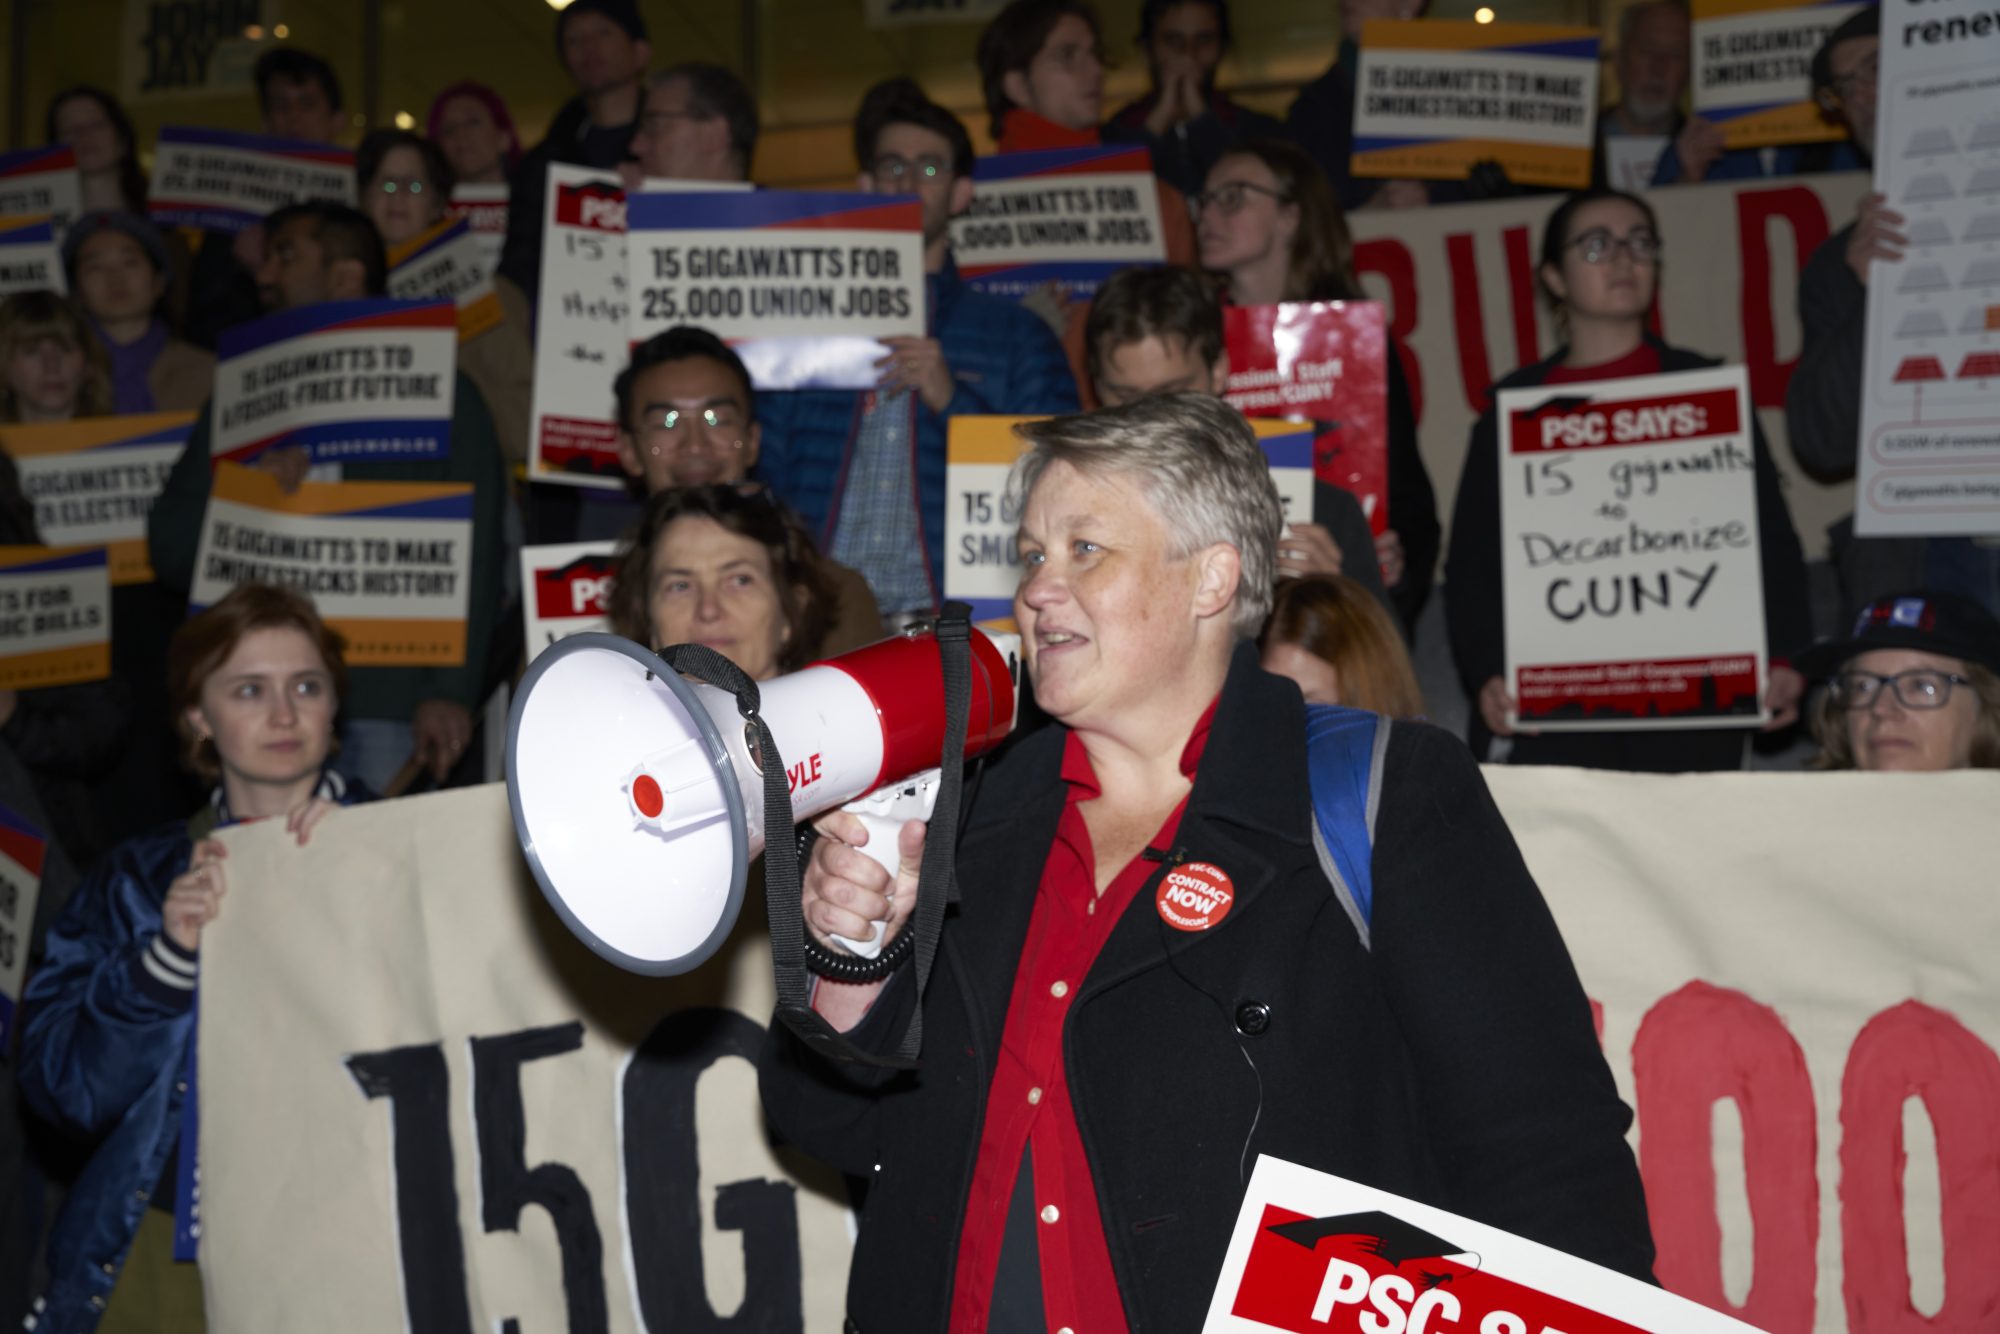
[1855,0,2000,535]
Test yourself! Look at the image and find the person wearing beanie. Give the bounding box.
[498,0,652,305]
[63,211,214,414]
[1801,591,2000,771]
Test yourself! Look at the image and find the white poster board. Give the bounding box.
[1853,0,2000,535]
[1498,366,1768,731]
[520,540,618,660]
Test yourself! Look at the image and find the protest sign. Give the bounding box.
[864,0,1009,24]
[1498,365,1767,730]
[627,189,926,390]
[1,411,195,584]
[1854,0,2000,536]
[200,784,856,1332]
[0,546,111,690]
[949,144,1168,301]
[1692,0,1866,149]
[447,182,509,276]
[1353,20,1600,189]
[520,541,617,660]
[147,127,356,234]
[212,298,458,467]
[190,462,472,666]
[944,414,1313,622]
[0,216,64,297]
[1225,302,1390,533]
[122,0,262,102]
[0,147,81,237]
[0,800,45,1049]
[387,217,504,342]
[1343,172,1871,563]
[529,171,754,488]
[1207,1157,1757,1333]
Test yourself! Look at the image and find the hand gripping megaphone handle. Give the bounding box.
[830,769,944,958]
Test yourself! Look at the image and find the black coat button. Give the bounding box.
[1235,1001,1271,1036]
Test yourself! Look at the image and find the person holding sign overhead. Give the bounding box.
[1195,139,1440,630]
[357,129,534,467]
[610,326,883,654]
[763,393,1655,1332]
[1083,264,1390,612]
[756,79,1077,627]
[18,585,367,1332]
[147,203,510,793]
[1444,188,1811,771]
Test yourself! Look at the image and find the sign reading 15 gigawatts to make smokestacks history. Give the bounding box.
[1499,365,1770,731]
[1854,0,2000,536]
[1352,19,1600,189]
[1691,0,1868,148]
[625,188,926,391]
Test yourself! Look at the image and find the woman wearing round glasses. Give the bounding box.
[1445,188,1813,772]
[1800,592,2000,771]
[1192,139,1441,634]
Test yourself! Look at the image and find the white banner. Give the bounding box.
[1853,0,2000,536]
[0,216,65,297]
[1345,172,1871,562]
[447,182,509,277]
[200,785,855,1332]
[1498,366,1769,730]
[520,540,617,660]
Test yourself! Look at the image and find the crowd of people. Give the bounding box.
[3,0,1996,1328]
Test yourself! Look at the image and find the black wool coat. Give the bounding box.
[760,644,1656,1331]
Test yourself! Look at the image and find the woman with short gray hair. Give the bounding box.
[764,393,1657,1331]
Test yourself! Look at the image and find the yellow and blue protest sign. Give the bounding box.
[147,127,356,234]
[950,144,1168,301]
[1692,0,1868,148]
[211,297,459,467]
[625,188,926,389]
[0,146,80,238]
[387,216,505,343]
[1353,19,1601,189]
[0,215,62,297]
[190,462,474,666]
[1,412,195,584]
[0,545,111,690]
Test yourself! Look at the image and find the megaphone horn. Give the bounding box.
[505,626,1021,976]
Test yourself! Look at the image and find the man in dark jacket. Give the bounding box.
[762,394,1655,1330]
[1102,0,1283,197]
[755,80,1078,621]
[147,204,510,793]
[497,0,651,306]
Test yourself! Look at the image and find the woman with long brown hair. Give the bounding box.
[1260,573,1425,717]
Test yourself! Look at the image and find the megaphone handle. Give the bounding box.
[827,810,905,958]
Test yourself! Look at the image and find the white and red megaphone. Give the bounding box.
[504,626,1020,975]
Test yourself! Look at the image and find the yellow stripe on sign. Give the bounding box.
[109,539,153,586]
[1360,18,1597,51]
[211,461,473,515]
[0,643,111,691]
[1352,139,1592,189]
[0,544,105,572]
[1720,104,1848,150]
[0,411,197,456]
[334,618,468,667]
[948,416,1045,466]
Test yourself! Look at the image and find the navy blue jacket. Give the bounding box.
[755,258,1079,602]
[17,776,366,1333]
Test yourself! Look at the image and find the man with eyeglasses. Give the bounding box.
[610,326,886,654]
[621,63,758,191]
[498,0,651,304]
[754,78,1077,629]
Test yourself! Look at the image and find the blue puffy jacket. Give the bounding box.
[755,257,1080,602]
[17,774,366,1333]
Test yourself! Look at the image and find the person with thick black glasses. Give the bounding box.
[1445,188,1813,773]
[1801,591,2000,771]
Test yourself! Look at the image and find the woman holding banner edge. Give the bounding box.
[1444,188,1813,772]
[17,585,368,1332]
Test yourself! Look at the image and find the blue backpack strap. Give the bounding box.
[1303,704,1391,950]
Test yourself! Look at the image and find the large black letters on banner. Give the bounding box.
[623,1007,805,1330]
[471,1021,611,1333]
[346,1042,476,1333]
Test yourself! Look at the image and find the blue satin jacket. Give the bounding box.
[17,775,365,1333]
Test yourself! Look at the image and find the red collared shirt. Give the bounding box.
[947,702,1217,1333]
